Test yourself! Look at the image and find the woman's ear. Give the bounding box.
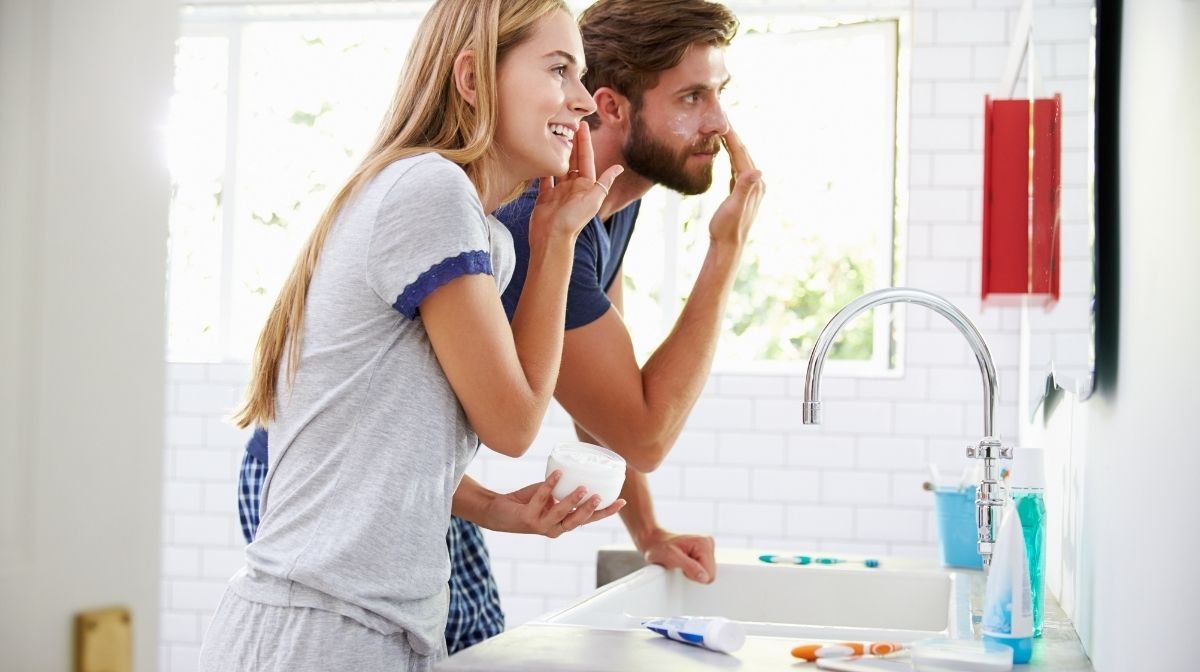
[592,87,629,130]
[453,50,477,107]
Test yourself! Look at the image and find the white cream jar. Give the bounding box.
[545,441,626,508]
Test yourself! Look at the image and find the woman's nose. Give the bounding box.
[568,78,597,117]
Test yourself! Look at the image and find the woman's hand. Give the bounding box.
[529,123,624,243]
[484,470,626,538]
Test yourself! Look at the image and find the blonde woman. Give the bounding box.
[198,1,623,670]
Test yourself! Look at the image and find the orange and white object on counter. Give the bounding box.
[791,641,905,662]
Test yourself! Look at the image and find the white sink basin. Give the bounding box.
[540,549,977,643]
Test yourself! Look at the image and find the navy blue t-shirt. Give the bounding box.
[246,425,269,463]
[495,183,640,328]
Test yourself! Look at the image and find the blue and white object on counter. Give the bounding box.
[981,506,1034,664]
[642,616,746,654]
[759,554,880,568]
[1010,447,1047,637]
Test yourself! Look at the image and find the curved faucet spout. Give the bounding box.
[801,288,998,438]
[801,288,1006,566]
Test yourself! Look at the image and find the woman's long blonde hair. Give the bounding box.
[233,0,569,429]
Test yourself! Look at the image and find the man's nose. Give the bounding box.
[703,103,731,136]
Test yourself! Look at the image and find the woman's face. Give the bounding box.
[493,10,596,180]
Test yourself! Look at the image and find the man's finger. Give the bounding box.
[678,556,710,583]
[727,169,763,204]
[646,544,709,583]
[690,537,717,583]
[722,126,757,176]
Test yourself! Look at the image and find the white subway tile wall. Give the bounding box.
[159,1,1093,669]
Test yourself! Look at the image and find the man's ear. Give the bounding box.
[592,87,630,129]
[453,50,477,107]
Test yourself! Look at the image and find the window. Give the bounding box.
[166,3,905,374]
[166,5,423,362]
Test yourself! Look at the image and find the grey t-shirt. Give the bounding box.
[232,152,514,656]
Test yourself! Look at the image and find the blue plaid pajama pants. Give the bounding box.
[237,449,505,653]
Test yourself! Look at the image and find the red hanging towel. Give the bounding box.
[981,94,1062,307]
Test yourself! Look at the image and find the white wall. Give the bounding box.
[157,3,1096,669]
[1035,0,1200,669]
[0,0,176,670]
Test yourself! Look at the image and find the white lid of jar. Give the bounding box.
[549,441,625,472]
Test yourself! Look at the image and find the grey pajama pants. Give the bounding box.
[198,589,440,672]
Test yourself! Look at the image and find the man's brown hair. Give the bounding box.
[579,0,738,121]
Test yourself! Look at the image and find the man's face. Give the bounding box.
[622,44,731,195]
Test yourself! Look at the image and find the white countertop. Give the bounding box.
[436,623,819,671]
[436,607,1093,672]
[435,548,1093,671]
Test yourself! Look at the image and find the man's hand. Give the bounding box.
[640,529,717,584]
[484,470,626,538]
[708,125,765,247]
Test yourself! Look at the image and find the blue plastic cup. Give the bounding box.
[933,487,984,569]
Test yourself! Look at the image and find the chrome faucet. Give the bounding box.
[801,287,1011,567]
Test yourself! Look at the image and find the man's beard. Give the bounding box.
[622,113,720,196]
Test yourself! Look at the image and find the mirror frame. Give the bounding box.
[1091,0,1121,398]
[1043,0,1120,415]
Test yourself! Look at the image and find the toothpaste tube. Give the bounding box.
[642,616,746,654]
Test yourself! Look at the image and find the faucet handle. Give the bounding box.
[966,437,1011,460]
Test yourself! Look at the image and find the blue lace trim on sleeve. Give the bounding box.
[393,250,493,319]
